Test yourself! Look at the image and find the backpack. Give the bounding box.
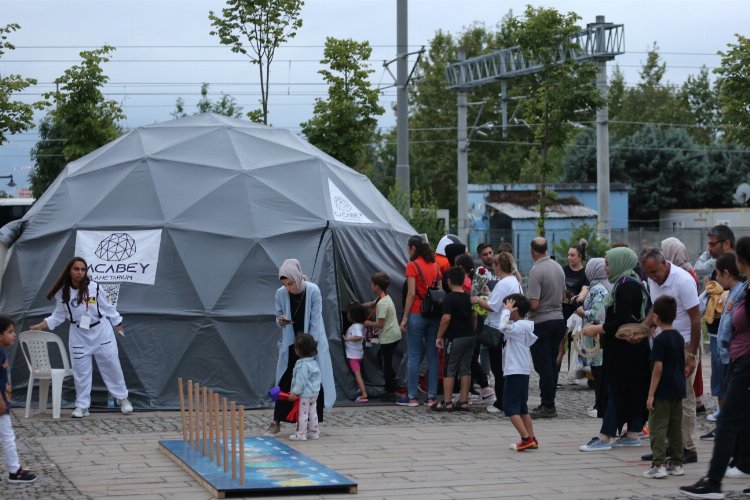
[415,262,446,318]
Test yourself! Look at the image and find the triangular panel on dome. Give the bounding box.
[168,229,254,311]
[146,158,242,222]
[227,128,319,170]
[65,132,145,177]
[75,161,165,226]
[150,127,243,170]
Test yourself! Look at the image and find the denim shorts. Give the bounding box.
[502,374,530,416]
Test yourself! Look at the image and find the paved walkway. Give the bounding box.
[7,358,749,499]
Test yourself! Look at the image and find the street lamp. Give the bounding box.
[0,175,15,188]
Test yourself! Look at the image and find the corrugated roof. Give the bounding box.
[487,201,598,219]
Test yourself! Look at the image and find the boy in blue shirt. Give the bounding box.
[0,315,37,482]
[644,295,686,479]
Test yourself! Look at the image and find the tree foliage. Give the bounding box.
[553,222,610,263]
[388,186,443,245]
[171,83,243,118]
[301,37,384,170]
[510,6,604,235]
[209,0,304,125]
[0,23,48,146]
[28,46,124,198]
[715,34,750,146]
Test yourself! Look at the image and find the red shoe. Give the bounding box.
[529,437,539,449]
[510,437,536,452]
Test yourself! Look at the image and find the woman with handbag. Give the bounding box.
[472,252,522,412]
[398,235,441,407]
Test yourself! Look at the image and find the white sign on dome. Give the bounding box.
[328,179,372,224]
[75,230,162,285]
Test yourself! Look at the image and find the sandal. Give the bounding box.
[452,400,471,412]
[430,400,450,412]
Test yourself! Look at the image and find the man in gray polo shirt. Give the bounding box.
[527,237,566,418]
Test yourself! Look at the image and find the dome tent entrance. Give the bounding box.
[0,113,414,409]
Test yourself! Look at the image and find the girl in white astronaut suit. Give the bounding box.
[31,257,132,418]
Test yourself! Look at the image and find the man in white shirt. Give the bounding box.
[640,247,701,463]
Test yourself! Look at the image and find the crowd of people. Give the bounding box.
[306,226,747,499]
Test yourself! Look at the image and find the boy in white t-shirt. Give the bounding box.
[497,293,539,451]
[344,302,368,403]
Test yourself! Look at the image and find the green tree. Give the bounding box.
[0,23,48,146]
[301,38,384,170]
[209,0,304,125]
[715,34,750,146]
[553,222,610,263]
[28,46,124,198]
[511,6,605,235]
[678,67,721,145]
[171,83,243,118]
[388,186,443,245]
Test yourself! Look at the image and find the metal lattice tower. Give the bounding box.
[445,21,624,88]
[446,17,624,244]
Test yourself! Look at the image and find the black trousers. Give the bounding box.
[530,319,566,409]
[274,345,323,423]
[379,340,399,393]
[708,355,750,483]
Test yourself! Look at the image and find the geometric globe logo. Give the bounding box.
[95,233,137,262]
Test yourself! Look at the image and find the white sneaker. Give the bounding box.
[726,466,750,478]
[643,464,668,479]
[307,432,320,440]
[117,398,133,414]
[486,405,502,413]
[289,432,307,441]
[707,410,719,422]
[71,407,89,418]
[667,463,685,476]
[587,407,598,418]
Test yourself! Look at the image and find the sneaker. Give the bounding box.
[587,407,598,418]
[529,437,539,449]
[263,422,281,436]
[684,448,698,464]
[486,404,502,414]
[679,477,724,499]
[307,432,320,440]
[424,398,437,407]
[579,436,612,452]
[612,435,642,448]
[725,466,750,478]
[743,487,750,495]
[395,396,419,407]
[530,405,557,418]
[510,437,536,452]
[8,467,37,483]
[640,425,650,440]
[667,461,685,476]
[701,429,716,441]
[289,432,307,441]
[71,407,89,418]
[479,387,496,404]
[642,464,668,479]
[696,404,707,415]
[117,398,133,414]
[707,410,719,422]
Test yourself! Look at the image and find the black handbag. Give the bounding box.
[414,262,445,318]
[477,323,503,349]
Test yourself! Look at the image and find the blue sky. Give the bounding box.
[1,0,747,191]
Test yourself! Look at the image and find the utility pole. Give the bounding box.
[456,48,468,244]
[593,15,612,241]
[395,0,410,207]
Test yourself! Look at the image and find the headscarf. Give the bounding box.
[661,237,693,272]
[585,258,612,293]
[603,247,646,318]
[278,258,307,294]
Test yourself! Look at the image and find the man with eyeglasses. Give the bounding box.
[700,225,735,439]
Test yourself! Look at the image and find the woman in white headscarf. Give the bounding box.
[661,237,699,286]
[264,259,335,436]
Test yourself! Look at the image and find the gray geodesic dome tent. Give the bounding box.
[0,113,415,409]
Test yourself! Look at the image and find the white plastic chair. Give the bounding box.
[18,330,73,419]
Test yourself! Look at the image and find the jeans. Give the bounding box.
[407,313,439,400]
[708,355,750,483]
[530,319,566,408]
